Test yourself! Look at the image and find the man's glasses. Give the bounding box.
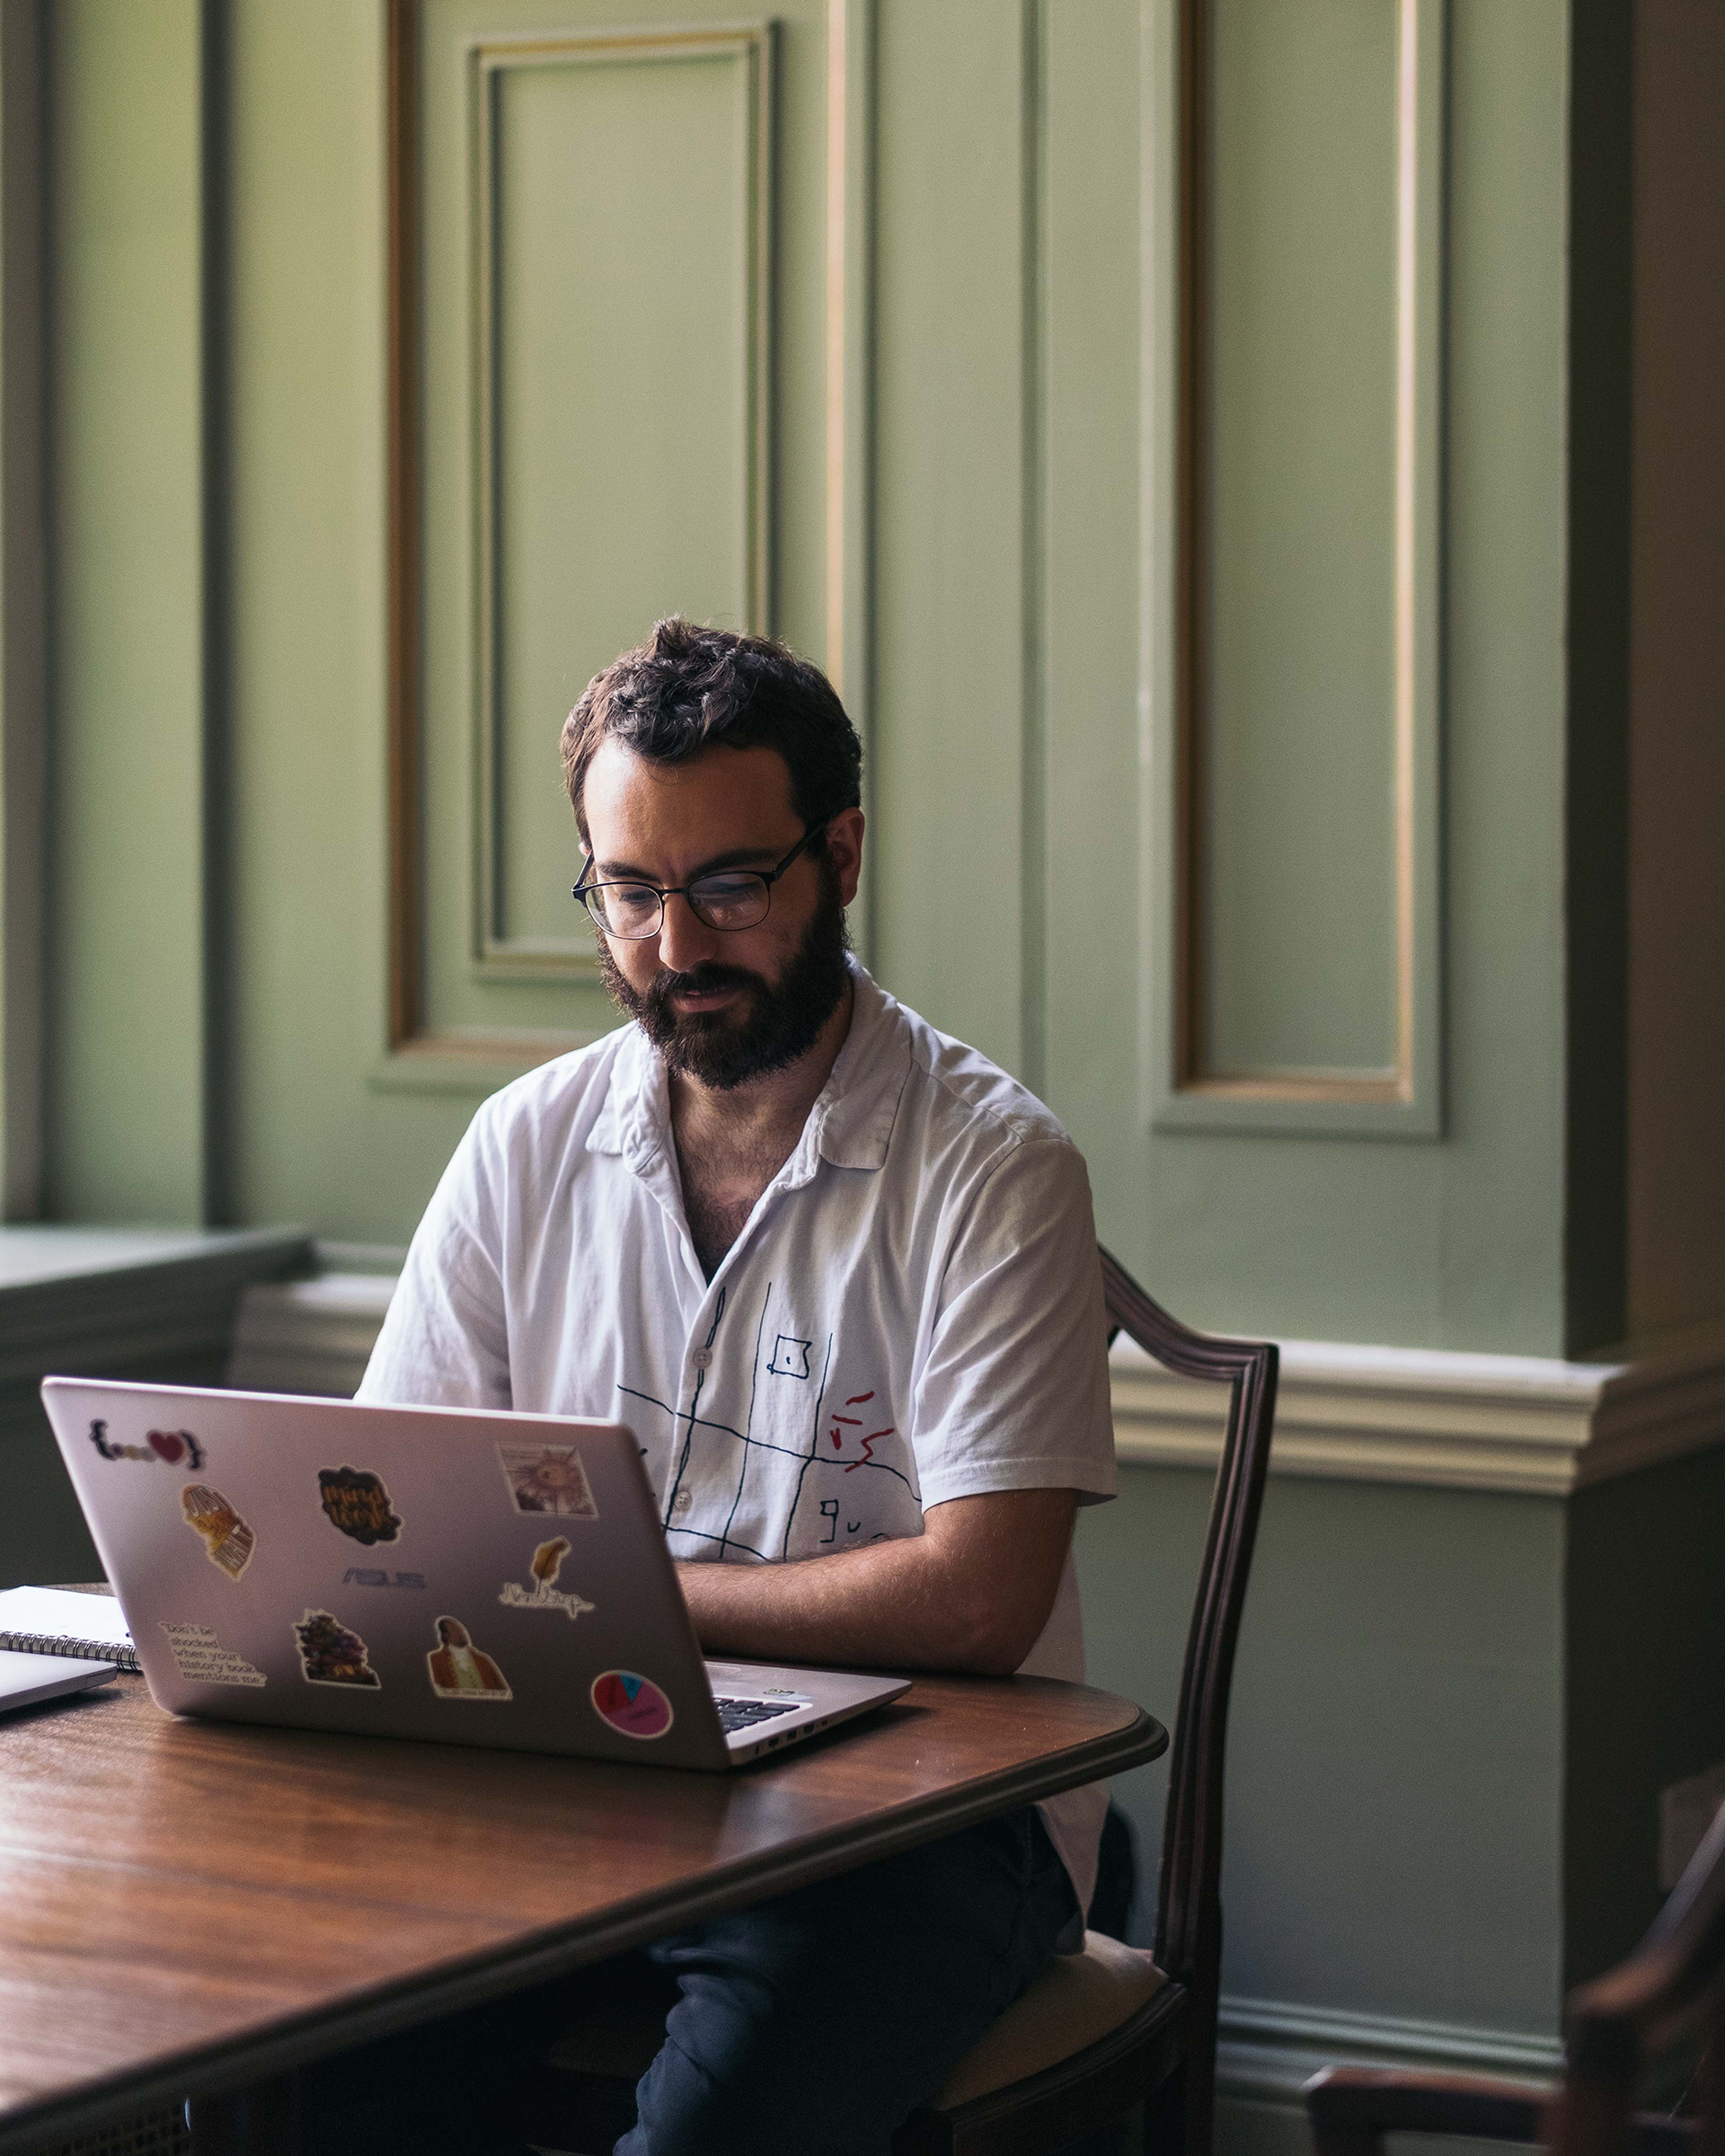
[573,826,827,941]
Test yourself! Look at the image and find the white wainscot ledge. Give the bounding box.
[227,1264,1725,1496]
[226,1268,402,1400]
[1110,1329,1725,1496]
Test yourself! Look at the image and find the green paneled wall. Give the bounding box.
[37,4,1642,1335]
[224,0,433,1233]
[487,46,756,958]
[1565,1445,1725,1991]
[872,0,1033,1083]
[1205,0,1399,1078]
[48,0,208,1224]
[16,6,1724,2134]
[1080,1466,1564,2037]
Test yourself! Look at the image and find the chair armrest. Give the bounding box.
[1305,2066,1548,2156]
[1305,2066,1699,2156]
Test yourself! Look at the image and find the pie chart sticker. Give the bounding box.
[590,1668,674,1740]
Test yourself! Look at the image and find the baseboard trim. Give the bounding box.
[1216,1993,1563,2107]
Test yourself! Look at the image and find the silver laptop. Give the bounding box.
[40,1377,908,1769]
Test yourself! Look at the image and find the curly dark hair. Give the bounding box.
[561,618,862,843]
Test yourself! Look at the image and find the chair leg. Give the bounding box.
[1143,2062,1187,2156]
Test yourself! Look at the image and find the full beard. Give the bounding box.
[597,867,853,1091]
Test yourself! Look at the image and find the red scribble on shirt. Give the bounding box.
[845,1392,875,1406]
[845,1427,895,1472]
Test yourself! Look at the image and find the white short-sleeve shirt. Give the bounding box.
[358,960,1119,1910]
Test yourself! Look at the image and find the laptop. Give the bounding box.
[39,1377,909,1769]
[0,1648,118,1714]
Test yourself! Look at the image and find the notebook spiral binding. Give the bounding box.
[0,1629,138,1673]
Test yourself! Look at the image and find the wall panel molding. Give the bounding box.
[470,22,774,982]
[1019,0,1048,1101]
[1146,0,1446,1140]
[0,0,46,1218]
[385,0,429,1059]
[825,0,876,961]
[381,4,782,1068]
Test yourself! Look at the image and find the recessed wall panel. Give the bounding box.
[1152,0,1445,1135]
[478,36,768,973]
[1203,0,1399,1075]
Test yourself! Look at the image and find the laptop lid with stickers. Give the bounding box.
[40,1380,907,1771]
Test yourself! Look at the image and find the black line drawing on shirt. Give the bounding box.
[659,1286,726,1533]
[717,1288,774,1555]
[768,1335,813,1379]
[615,1281,913,1566]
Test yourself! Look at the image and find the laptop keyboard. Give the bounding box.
[713,1695,802,1735]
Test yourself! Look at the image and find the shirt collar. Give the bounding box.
[585,958,911,1182]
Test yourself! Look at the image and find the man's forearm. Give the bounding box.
[674,1487,1077,1678]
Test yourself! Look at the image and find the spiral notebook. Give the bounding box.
[0,1586,137,1671]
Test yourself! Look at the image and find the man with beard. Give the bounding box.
[355,618,1118,2156]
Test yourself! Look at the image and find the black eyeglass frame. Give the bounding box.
[572,823,830,941]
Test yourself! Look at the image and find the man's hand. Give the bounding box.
[674,1487,1078,1678]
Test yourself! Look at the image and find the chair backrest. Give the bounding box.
[1099,1246,1278,2156]
[1550,1798,1725,2156]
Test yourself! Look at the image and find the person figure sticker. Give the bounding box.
[293,1609,381,1689]
[495,1443,598,1518]
[317,1466,403,1547]
[590,1669,675,1741]
[426,1616,512,1701]
[180,1485,256,1580]
[496,1537,596,1622]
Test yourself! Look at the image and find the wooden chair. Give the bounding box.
[533,1248,1278,2156]
[889,1247,1278,2156]
[1305,1795,1725,2156]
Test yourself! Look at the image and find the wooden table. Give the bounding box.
[0,1668,1164,2153]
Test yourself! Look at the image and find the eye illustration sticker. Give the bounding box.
[497,1537,595,1622]
[293,1609,381,1689]
[180,1485,256,1580]
[590,1670,674,1740]
[495,1443,598,1518]
[426,1615,512,1701]
[317,1466,403,1547]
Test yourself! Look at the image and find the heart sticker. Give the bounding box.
[148,1431,188,1464]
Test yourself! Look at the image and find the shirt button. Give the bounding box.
[691,1349,712,1370]
[673,1489,694,1515]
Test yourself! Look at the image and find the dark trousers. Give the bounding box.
[296,1806,1078,2156]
